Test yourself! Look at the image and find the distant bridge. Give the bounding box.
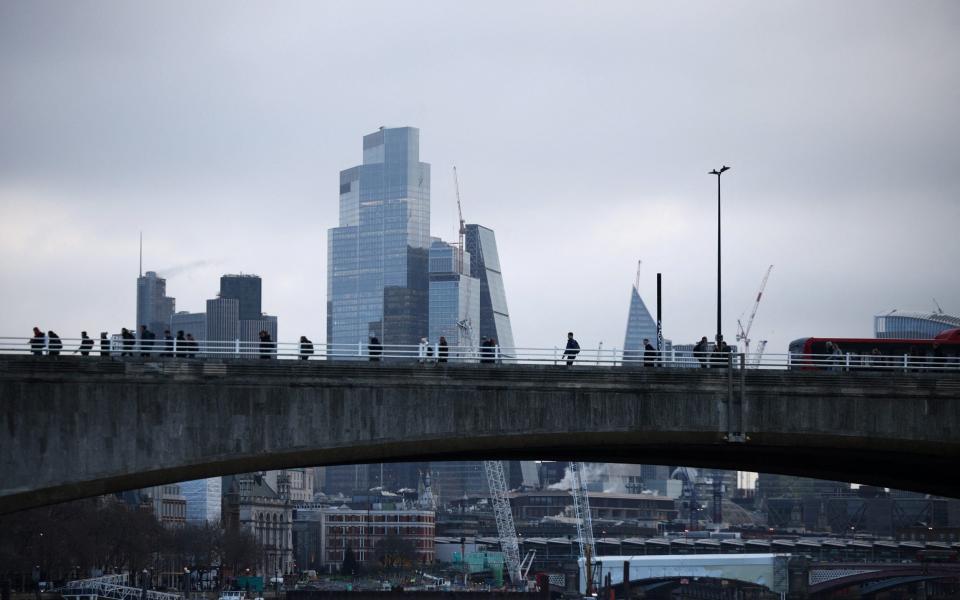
[0,354,959,513]
[583,555,960,598]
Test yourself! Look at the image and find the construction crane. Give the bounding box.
[483,460,523,585]
[570,462,597,587]
[452,166,475,354]
[736,265,773,361]
[453,166,466,258]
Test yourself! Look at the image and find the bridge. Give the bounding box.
[1,354,958,513]
[581,555,960,598]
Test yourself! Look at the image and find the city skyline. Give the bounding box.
[2,2,959,358]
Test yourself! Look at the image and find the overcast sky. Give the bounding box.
[2,1,958,356]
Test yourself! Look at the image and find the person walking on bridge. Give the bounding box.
[299,336,314,360]
[30,327,45,355]
[563,332,580,366]
[100,332,111,357]
[693,336,709,368]
[369,335,382,361]
[76,331,94,356]
[259,330,275,359]
[185,333,198,358]
[47,331,62,356]
[175,331,187,358]
[438,336,448,363]
[120,328,134,356]
[139,325,155,357]
[643,338,657,367]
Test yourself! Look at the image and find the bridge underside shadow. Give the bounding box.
[1,356,959,512]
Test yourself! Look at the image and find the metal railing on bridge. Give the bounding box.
[2,336,958,373]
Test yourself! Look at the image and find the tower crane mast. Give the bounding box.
[483,460,523,585]
[736,265,773,360]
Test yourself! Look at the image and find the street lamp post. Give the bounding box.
[708,166,730,345]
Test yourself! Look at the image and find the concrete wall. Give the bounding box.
[1,356,958,513]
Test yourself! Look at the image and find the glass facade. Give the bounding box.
[328,127,431,350]
[464,224,515,352]
[182,477,222,524]
[428,242,480,350]
[219,274,262,320]
[205,297,239,342]
[136,271,175,334]
[623,285,658,360]
[874,311,960,339]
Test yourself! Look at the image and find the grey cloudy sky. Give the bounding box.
[1,1,958,355]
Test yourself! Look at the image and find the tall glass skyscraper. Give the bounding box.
[220,274,262,320]
[328,127,431,350]
[464,224,515,352]
[623,284,657,361]
[428,241,480,349]
[136,271,175,334]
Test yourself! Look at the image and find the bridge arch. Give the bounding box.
[1,356,959,512]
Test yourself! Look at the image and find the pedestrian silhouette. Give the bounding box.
[369,336,382,361]
[77,331,93,356]
[643,338,657,367]
[563,332,580,366]
[121,328,135,356]
[139,325,155,357]
[47,331,62,356]
[299,336,314,360]
[100,332,111,357]
[30,327,45,356]
[175,331,187,358]
[259,330,274,359]
[693,336,709,368]
[438,336,448,363]
[162,330,174,358]
[186,333,198,358]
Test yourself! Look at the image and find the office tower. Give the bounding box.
[137,271,175,334]
[623,281,658,360]
[464,224,515,351]
[182,477,222,524]
[238,315,278,346]
[428,241,480,348]
[874,309,960,339]
[220,274,263,320]
[428,461,489,504]
[328,127,431,350]
[170,312,206,341]
[323,464,372,496]
[205,297,239,343]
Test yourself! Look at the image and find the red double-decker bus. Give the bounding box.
[788,328,960,370]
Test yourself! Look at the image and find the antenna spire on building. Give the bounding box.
[139,231,143,277]
[635,260,642,290]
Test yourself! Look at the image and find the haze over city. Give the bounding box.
[2,1,958,354]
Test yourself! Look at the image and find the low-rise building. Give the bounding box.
[292,504,435,572]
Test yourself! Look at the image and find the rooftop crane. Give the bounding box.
[452,166,475,353]
[453,166,466,256]
[736,265,773,361]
